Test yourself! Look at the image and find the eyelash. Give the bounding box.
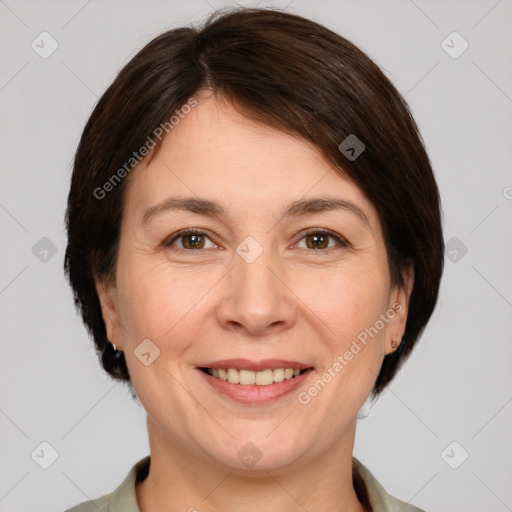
[163,228,349,252]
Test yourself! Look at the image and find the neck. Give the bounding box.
[136,416,368,512]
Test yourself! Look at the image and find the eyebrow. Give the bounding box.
[140,196,370,227]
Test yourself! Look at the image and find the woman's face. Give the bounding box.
[97,91,411,471]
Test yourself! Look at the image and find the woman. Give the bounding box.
[64,6,443,512]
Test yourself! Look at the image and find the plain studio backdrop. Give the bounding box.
[1,1,511,511]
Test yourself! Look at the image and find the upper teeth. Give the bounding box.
[207,368,301,386]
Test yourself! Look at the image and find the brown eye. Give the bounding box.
[164,229,215,250]
[181,233,205,249]
[305,232,330,249]
[297,229,348,251]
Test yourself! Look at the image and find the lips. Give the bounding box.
[198,358,312,372]
[196,358,314,401]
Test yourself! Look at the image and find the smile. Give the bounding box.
[201,367,304,386]
[197,359,314,403]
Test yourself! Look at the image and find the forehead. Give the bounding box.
[122,92,379,228]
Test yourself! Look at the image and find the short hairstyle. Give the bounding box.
[64,7,444,399]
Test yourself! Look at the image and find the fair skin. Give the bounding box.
[96,90,413,512]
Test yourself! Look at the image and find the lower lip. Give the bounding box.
[197,368,314,404]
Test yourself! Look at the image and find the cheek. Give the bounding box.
[115,257,217,348]
[114,261,210,405]
[296,268,390,409]
[296,260,391,345]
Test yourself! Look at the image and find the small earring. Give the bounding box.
[112,342,117,351]
[391,340,399,350]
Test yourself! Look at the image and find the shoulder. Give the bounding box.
[353,458,426,512]
[64,494,110,512]
[63,456,150,512]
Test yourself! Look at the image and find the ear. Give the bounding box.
[95,278,124,351]
[384,263,414,355]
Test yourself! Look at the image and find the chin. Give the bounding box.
[211,432,308,473]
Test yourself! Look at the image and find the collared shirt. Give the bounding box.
[64,455,425,512]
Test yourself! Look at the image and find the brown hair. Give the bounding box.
[64,6,444,399]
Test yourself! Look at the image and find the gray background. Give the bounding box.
[1,0,511,511]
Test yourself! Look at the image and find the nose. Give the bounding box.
[215,240,298,337]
